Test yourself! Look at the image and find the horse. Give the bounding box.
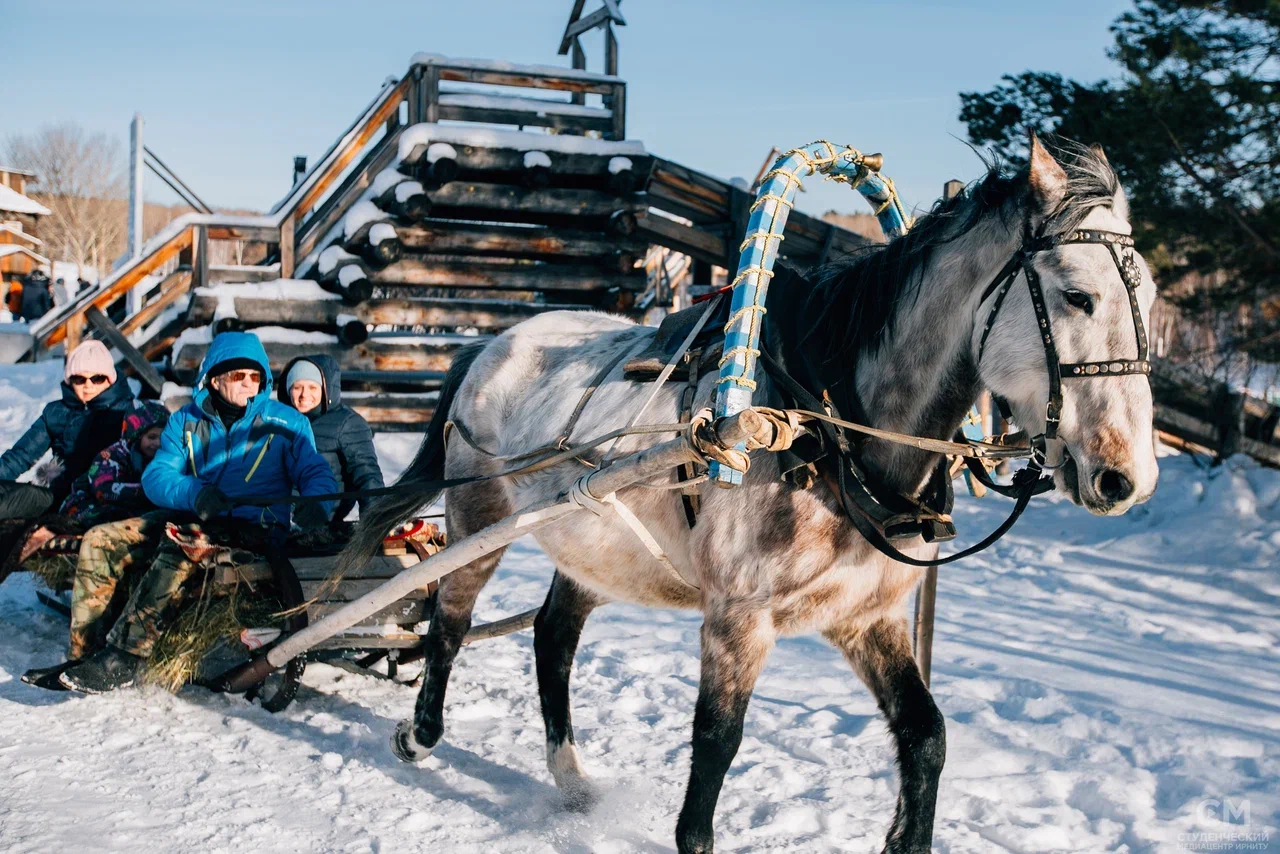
[340,136,1160,853]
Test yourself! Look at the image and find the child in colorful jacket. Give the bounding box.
[57,401,169,528]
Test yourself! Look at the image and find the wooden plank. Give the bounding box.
[397,221,641,258]
[635,211,726,266]
[84,306,165,395]
[204,224,281,242]
[172,337,466,382]
[435,66,616,96]
[399,142,652,182]
[207,264,280,284]
[352,402,435,429]
[424,181,640,220]
[118,269,191,337]
[436,102,614,136]
[187,293,579,330]
[371,258,644,292]
[312,634,421,651]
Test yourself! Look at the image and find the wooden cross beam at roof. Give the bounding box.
[558,0,625,79]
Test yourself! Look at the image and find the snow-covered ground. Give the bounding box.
[0,363,1276,853]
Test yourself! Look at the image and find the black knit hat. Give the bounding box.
[204,357,264,385]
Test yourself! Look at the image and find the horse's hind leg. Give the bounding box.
[675,603,775,854]
[825,617,945,854]
[391,483,511,763]
[534,571,604,810]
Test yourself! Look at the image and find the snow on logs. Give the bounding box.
[417,143,459,188]
[343,201,402,268]
[318,245,374,306]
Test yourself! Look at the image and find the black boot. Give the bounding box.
[58,646,142,694]
[21,659,79,691]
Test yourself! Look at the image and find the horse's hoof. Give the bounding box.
[560,780,599,813]
[390,719,434,763]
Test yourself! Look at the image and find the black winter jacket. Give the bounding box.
[20,272,52,322]
[0,378,135,499]
[277,354,384,522]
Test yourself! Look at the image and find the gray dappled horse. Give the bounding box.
[342,137,1159,853]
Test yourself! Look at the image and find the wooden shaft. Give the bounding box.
[264,410,765,667]
[912,565,938,688]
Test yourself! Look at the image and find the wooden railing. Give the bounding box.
[32,77,413,358]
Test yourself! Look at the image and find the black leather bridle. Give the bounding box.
[976,221,1151,474]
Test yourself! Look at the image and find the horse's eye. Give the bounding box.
[1064,289,1094,314]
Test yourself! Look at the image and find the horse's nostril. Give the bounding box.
[1095,469,1134,504]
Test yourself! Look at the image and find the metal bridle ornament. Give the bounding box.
[975,223,1152,471]
[711,141,912,485]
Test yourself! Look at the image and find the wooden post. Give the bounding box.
[64,312,85,353]
[194,226,209,291]
[570,39,587,107]
[912,178,965,687]
[279,215,295,279]
[85,306,165,396]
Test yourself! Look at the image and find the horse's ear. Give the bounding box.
[1089,142,1110,166]
[1028,132,1067,213]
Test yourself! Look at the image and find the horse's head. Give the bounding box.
[975,137,1158,516]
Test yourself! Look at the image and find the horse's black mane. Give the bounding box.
[802,138,1121,368]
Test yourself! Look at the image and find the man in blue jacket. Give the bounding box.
[57,332,339,694]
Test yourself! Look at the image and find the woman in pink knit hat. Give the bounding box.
[0,340,135,522]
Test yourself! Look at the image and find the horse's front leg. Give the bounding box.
[825,617,945,854]
[675,603,775,854]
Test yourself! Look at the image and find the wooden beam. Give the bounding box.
[634,211,726,266]
[187,294,587,330]
[118,269,192,338]
[279,213,295,278]
[172,337,466,382]
[435,102,614,136]
[397,220,641,258]
[370,258,644,291]
[427,181,641,220]
[207,264,280,284]
[436,66,615,96]
[84,306,165,395]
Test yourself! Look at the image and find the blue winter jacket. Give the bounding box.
[142,332,339,528]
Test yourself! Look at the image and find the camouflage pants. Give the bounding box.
[69,511,171,659]
[105,521,274,659]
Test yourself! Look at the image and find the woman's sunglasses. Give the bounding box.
[68,374,110,386]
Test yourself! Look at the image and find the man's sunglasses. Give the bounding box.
[68,374,110,386]
[222,370,263,385]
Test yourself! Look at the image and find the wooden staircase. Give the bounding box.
[27,54,875,433]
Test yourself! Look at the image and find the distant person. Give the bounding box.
[53,277,68,305]
[76,277,92,299]
[0,340,134,520]
[6,279,22,315]
[277,355,384,526]
[19,269,52,322]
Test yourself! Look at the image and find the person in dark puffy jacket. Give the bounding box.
[57,401,168,528]
[276,354,384,525]
[19,270,52,322]
[0,340,134,520]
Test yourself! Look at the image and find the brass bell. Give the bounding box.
[861,152,884,172]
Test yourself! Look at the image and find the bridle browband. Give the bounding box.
[976,219,1151,470]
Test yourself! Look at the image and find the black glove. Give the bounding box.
[292,501,330,531]
[193,487,234,521]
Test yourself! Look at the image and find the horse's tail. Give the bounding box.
[336,340,488,576]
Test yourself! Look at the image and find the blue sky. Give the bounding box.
[3,0,1133,218]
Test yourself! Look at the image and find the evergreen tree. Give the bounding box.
[960,1,1280,361]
